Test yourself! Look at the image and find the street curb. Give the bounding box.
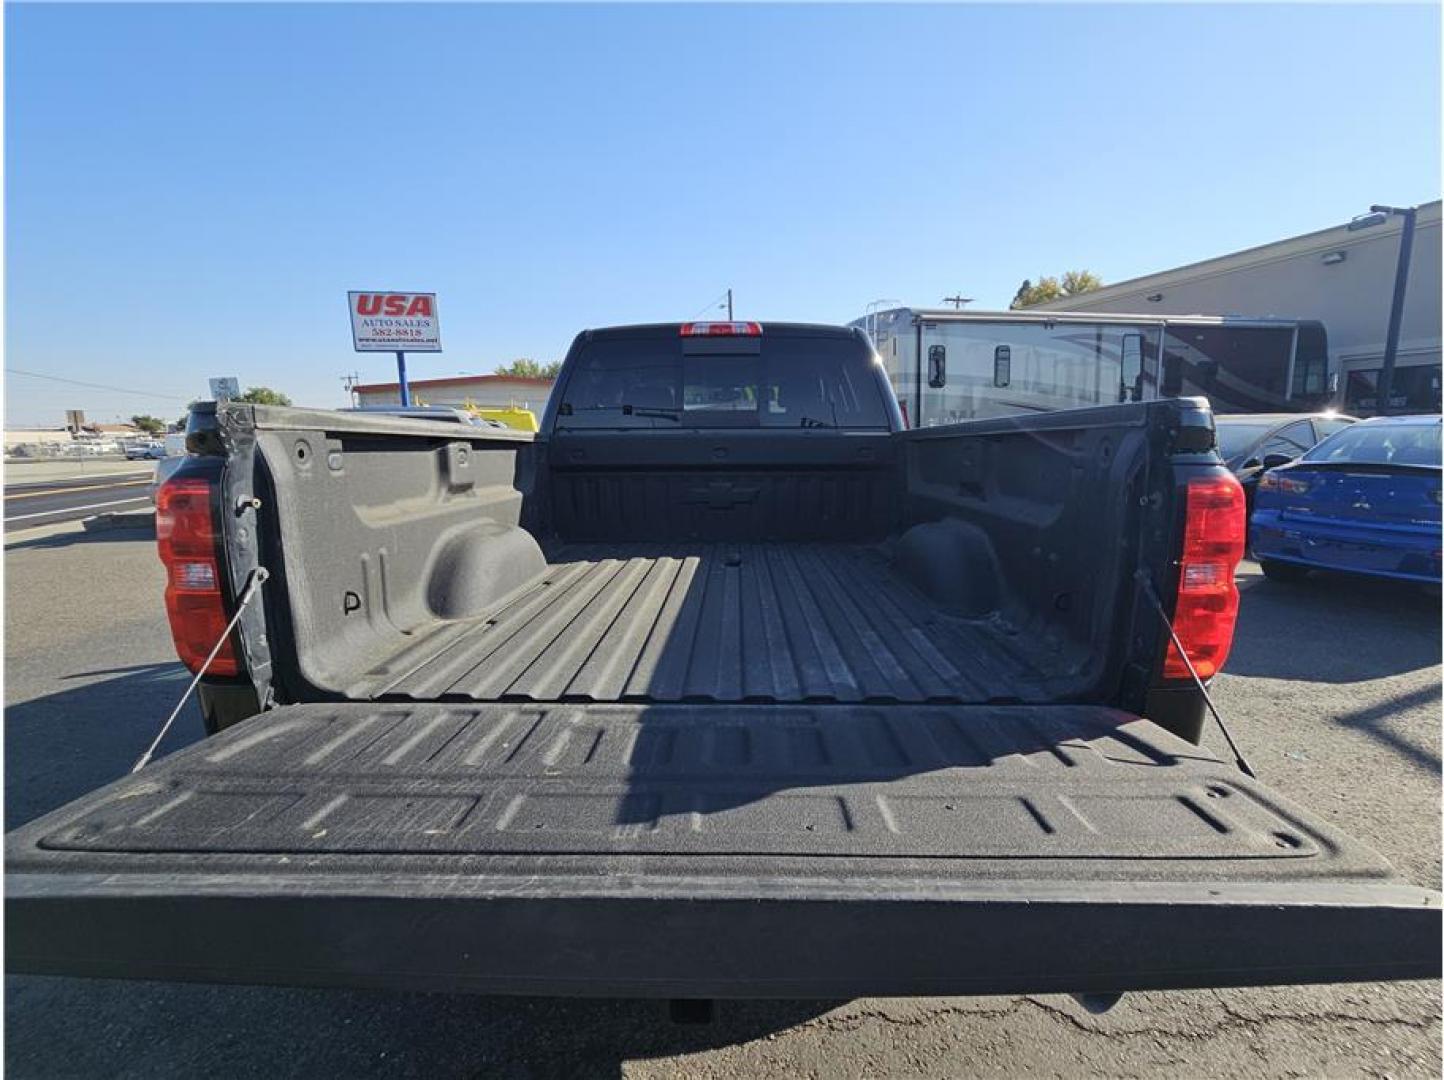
[82,510,156,533]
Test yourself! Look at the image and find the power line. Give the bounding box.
[5,368,191,402]
[689,290,730,321]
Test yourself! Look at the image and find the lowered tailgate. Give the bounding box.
[7,703,1438,997]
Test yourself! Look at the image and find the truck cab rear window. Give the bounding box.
[557,338,890,430]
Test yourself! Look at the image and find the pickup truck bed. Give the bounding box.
[349,542,1049,703]
[8,700,1434,997]
[7,325,1439,999]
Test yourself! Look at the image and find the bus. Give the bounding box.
[856,308,1332,428]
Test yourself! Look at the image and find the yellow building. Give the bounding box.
[353,374,553,416]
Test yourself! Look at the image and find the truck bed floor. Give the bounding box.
[347,543,1055,704]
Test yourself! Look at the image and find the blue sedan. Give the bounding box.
[1251,415,1441,585]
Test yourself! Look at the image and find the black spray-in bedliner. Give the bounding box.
[10,702,1404,877]
[345,543,1066,704]
[8,702,1437,997]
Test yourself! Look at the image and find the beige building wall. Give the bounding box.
[1037,202,1442,398]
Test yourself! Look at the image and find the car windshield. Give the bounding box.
[1302,420,1442,467]
[1213,421,1277,459]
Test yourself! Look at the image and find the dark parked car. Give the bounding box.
[1214,412,1357,517]
[1252,414,1442,585]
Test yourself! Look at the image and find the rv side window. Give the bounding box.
[1291,355,1328,398]
[1291,323,1330,401]
[928,345,946,388]
[993,345,1011,388]
[1121,334,1144,401]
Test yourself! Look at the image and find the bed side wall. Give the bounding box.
[898,406,1155,701]
[253,423,540,698]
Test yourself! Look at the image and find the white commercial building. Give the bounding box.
[3,428,76,454]
[1035,201,1441,414]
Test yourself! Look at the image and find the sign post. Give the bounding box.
[347,291,442,407]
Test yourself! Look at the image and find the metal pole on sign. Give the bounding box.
[396,351,411,407]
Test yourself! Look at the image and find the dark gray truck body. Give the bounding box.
[7,323,1439,997]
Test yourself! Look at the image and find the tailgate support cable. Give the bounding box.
[1135,570,1257,779]
[131,566,271,774]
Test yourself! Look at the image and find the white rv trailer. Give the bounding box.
[854,307,1332,428]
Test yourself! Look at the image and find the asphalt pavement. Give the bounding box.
[4,469,154,529]
[3,526,1440,1079]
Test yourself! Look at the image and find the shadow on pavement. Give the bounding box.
[4,662,203,826]
[1225,567,1440,684]
[1331,683,1442,773]
[5,524,156,551]
[5,979,843,1079]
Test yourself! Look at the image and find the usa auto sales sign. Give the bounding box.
[347,291,442,352]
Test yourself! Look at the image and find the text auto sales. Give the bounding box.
[356,317,433,331]
[356,297,433,335]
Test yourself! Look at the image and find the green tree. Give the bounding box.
[494,358,562,379]
[236,386,293,406]
[1010,270,1103,310]
[1060,269,1103,296]
[130,414,166,435]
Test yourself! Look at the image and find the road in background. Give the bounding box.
[4,471,153,529]
[3,528,1439,1079]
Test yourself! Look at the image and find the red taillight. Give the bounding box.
[156,476,238,676]
[1259,470,1310,495]
[679,321,762,337]
[1164,474,1246,681]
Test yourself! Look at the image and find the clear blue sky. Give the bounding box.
[7,2,1440,425]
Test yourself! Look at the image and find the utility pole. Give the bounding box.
[341,372,361,408]
[942,294,973,310]
[727,288,733,320]
[1347,204,1418,415]
[1375,205,1417,416]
